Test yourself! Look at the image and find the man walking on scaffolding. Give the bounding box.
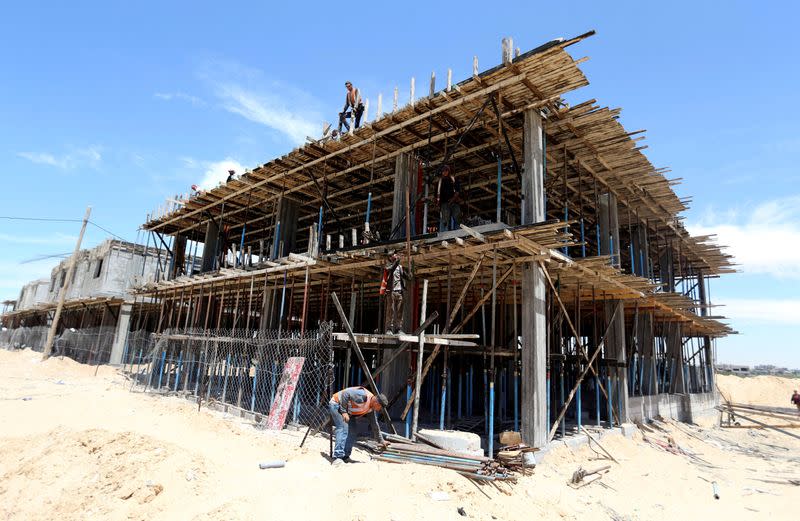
[436,165,461,232]
[338,81,364,133]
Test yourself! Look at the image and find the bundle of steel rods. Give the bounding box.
[364,440,516,481]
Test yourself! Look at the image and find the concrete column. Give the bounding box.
[383,153,417,415]
[391,153,417,240]
[632,224,650,278]
[201,220,219,273]
[659,247,675,292]
[520,109,548,447]
[666,321,685,393]
[273,198,300,258]
[598,192,629,421]
[697,270,714,389]
[109,302,133,365]
[170,234,187,279]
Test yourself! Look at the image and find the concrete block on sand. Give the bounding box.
[620,423,637,438]
[418,429,483,457]
[563,434,589,449]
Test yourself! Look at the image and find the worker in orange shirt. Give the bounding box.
[329,386,387,465]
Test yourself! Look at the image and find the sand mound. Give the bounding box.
[1,349,798,520]
[0,429,211,521]
[717,373,800,406]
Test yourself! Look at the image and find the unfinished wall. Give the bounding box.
[47,240,160,302]
[16,279,50,310]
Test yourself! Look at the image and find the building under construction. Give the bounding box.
[0,239,164,364]
[132,31,735,449]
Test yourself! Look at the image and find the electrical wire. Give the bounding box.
[0,216,81,223]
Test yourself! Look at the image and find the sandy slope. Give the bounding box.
[1,348,798,520]
[717,373,800,407]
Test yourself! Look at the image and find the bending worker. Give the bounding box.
[338,81,364,133]
[329,386,388,465]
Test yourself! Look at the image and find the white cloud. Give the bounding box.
[196,157,245,190]
[195,59,322,144]
[215,83,319,144]
[688,195,800,279]
[718,298,800,325]
[154,92,206,106]
[17,146,103,170]
[0,259,59,300]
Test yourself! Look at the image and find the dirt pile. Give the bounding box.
[717,373,799,406]
[1,348,798,520]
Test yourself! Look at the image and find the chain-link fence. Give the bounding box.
[127,323,334,429]
[0,325,49,352]
[54,326,117,364]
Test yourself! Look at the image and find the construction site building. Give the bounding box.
[96,32,731,449]
[0,239,167,364]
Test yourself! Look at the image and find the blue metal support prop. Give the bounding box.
[457,368,463,420]
[251,365,258,412]
[595,374,601,426]
[221,353,231,402]
[606,373,614,427]
[488,380,495,457]
[576,369,582,432]
[513,368,519,433]
[156,350,166,390]
[405,384,412,438]
[174,350,183,392]
[559,363,565,437]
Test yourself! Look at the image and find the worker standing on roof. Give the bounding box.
[329,386,387,465]
[226,169,235,183]
[338,81,364,133]
[436,165,462,232]
[382,252,407,334]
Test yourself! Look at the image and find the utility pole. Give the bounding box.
[43,206,92,359]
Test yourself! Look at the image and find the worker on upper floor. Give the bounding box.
[436,165,462,232]
[328,386,387,465]
[338,81,365,133]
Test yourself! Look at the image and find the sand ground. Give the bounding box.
[1,348,798,520]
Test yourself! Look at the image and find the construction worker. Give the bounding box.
[791,389,800,415]
[329,386,387,465]
[338,81,364,133]
[383,252,408,334]
[226,169,235,183]
[436,165,462,232]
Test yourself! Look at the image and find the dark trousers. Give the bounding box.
[338,104,364,132]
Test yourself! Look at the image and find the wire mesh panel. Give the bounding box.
[0,326,50,352]
[128,322,334,430]
[53,326,117,364]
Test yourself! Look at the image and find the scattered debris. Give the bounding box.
[457,506,467,517]
[712,481,719,500]
[569,465,610,488]
[429,491,450,501]
[581,427,619,464]
[363,437,520,482]
[258,460,286,469]
[498,431,522,446]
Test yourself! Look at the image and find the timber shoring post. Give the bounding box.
[43,206,92,359]
[411,279,429,439]
[331,292,396,436]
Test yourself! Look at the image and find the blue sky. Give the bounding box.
[1,2,798,366]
